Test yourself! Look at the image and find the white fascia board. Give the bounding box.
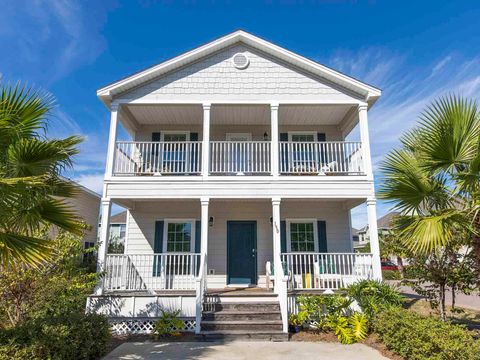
[97,30,381,108]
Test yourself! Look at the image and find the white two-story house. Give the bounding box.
[87,31,382,340]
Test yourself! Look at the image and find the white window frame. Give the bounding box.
[161,131,190,141]
[162,219,196,253]
[226,133,252,141]
[288,131,317,142]
[286,218,318,252]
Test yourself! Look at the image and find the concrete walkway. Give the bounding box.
[103,341,390,360]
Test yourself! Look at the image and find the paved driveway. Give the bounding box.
[103,341,390,360]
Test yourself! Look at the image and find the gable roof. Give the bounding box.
[110,210,127,224]
[97,30,381,107]
[377,211,400,229]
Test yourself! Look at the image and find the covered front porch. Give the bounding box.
[98,198,379,292]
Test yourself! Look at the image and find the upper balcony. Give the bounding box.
[108,103,370,179]
[113,139,364,176]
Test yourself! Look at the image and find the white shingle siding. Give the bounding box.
[118,45,360,102]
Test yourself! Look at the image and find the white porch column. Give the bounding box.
[270,103,280,177]
[105,104,119,177]
[358,104,373,178]
[202,103,211,178]
[95,198,112,295]
[366,198,382,280]
[271,197,282,292]
[196,197,209,334]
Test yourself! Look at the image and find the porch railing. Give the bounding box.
[114,141,202,175]
[103,253,200,291]
[210,141,271,174]
[281,252,373,290]
[279,141,364,175]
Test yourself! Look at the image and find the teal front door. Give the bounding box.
[227,221,257,285]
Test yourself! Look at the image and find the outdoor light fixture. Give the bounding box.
[269,217,273,225]
[209,216,214,227]
[263,132,269,140]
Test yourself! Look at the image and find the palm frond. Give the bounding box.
[0,231,52,268]
[395,211,470,254]
[0,82,55,149]
[349,313,368,341]
[6,136,82,177]
[416,95,480,172]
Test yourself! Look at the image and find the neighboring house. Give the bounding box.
[355,211,400,249]
[87,30,382,339]
[51,178,101,249]
[97,211,127,254]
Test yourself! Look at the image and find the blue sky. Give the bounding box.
[1,1,480,227]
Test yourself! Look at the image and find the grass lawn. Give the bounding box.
[404,298,480,331]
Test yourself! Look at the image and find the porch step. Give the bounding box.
[205,301,280,312]
[202,310,281,321]
[201,320,283,331]
[197,330,288,342]
[200,297,286,341]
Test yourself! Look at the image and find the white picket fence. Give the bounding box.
[281,252,373,290]
[279,141,363,175]
[103,253,201,291]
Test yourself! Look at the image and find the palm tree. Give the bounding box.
[0,82,84,268]
[378,95,480,272]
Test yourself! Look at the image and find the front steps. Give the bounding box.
[198,290,288,341]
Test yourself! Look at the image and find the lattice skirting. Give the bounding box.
[110,318,196,335]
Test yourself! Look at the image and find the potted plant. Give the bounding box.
[288,313,302,333]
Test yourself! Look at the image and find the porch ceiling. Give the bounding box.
[123,103,355,127]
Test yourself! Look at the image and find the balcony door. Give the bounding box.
[161,132,189,173]
[289,132,317,173]
[226,133,252,174]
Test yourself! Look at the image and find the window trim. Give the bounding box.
[160,131,190,141]
[162,218,196,253]
[288,131,317,142]
[286,218,318,252]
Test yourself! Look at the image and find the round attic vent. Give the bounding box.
[232,53,249,69]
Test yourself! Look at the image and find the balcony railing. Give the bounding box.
[281,252,373,290]
[113,141,364,176]
[103,253,200,291]
[210,141,271,174]
[114,141,202,175]
[279,141,363,175]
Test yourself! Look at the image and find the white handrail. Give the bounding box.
[210,141,271,174]
[274,252,289,333]
[195,252,207,334]
[281,252,373,290]
[114,141,202,175]
[279,141,363,175]
[103,253,200,291]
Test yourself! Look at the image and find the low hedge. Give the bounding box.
[0,313,111,360]
[374,308,480,360]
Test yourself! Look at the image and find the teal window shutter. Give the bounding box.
[190,133,199,173]
[317,220,327,253]
[195,220,201,253]
[152,220,164,276]
[280,220,287,253]
[280,133,288,171]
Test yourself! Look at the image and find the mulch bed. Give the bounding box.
[290,330,403,360]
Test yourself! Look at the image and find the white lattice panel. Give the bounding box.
[110,318,196,335]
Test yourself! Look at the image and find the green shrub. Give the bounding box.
[374,307,480,360]
[297,294,368,344]
[0,313,110,360]
[346,279,404,320]
[152,310,184,338]
[382,269,402,280]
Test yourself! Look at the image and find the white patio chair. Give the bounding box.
[318,161,337,175]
